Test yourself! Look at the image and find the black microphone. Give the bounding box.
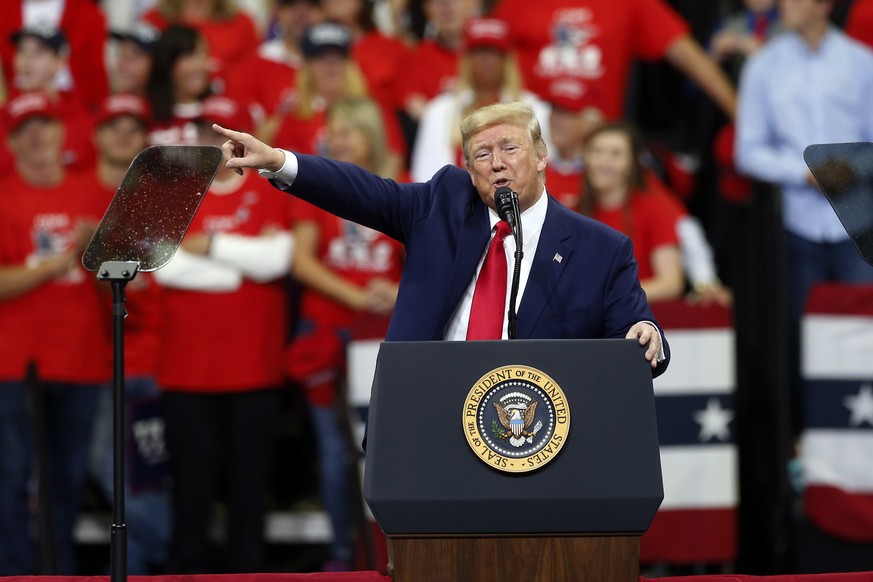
[493,186,523,339]
[494,186,517,232]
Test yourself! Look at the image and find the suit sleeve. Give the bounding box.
[277,154,440,244]
[602,234,671,377]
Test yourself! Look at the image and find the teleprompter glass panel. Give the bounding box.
[82,145,223,272]
[804,142,873,266]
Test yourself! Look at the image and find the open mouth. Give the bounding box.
[493,178,511,188]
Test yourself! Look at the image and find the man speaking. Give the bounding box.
[213,101,669,375]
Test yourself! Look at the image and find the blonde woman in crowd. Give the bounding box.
[285,96,404,571]
[410,17,550,181]
[580,121,687,303]
[265,22,406,178]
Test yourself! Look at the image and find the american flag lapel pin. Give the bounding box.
[553,252,563,263]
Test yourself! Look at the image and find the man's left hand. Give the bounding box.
[626,322,664,369]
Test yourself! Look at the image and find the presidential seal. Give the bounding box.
[462,365,570,473]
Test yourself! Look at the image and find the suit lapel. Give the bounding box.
[517,198,573,338]
[435,200,491,333]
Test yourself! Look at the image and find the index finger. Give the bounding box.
[212,123,241,138]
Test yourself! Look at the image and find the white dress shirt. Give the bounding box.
[443,191,548,340]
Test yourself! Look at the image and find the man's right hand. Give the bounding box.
[212,124,285,175]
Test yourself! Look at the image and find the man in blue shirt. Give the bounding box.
[735,0,873,433]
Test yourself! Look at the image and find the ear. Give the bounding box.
[536,150,547,174]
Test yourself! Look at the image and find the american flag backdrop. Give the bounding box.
[801,284,873,543]
[640,300,737,564]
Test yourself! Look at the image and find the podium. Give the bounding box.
[363,339,663,582]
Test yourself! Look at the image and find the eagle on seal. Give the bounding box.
[494,400,539,447]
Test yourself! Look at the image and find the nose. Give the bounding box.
[491,151,507,170]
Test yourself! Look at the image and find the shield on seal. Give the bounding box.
[509,410,524,438]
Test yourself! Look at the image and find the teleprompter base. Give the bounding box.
[387,534,640,582]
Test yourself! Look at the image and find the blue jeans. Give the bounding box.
[785,231,873,324]
[0,380,100,575]
[89,376,172,574]
[308,403,356,562]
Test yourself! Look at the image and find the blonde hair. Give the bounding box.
[157,0,237,20]
[455,52,524,109]
[327,97,390,177]
[459,101,548,166]
[294,59,369,119]
[450,51,524,152]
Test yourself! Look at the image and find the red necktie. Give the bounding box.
[467,220,512,340]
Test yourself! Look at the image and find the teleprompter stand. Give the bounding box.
[83,145,223,582]
[363,339,664,582]
[98,261,139,582]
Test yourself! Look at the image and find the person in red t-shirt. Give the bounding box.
[489,0,737,119]
[0,92,110,576]
[543,86,605,208]
[141,0,260,91]
[145,25,212,146]
[224,0,321,125]
[108,22,161,96]
[152,96,295,573]
[559,115,731,306]
[320,0,411,119]
[580,121,686,302]
[81,93,173,575]
[269,22,407,176]
[1,26,96,172]
[396,0,480,119]
[0,0,108,112]
[286,96,403,571]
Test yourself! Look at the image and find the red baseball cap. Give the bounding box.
[463,18,510,53]
[199,95,253,133]
[4,91,60,133]
[95,93,150,127]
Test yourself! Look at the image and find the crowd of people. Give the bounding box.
[1,0,872,576]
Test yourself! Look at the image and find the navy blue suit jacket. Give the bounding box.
[280,154,670,376]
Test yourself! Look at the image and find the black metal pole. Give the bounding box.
[507,194,523,340]
[110,278,128,582]
[98,261,138,582]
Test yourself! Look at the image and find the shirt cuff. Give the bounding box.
[257,149,297,187]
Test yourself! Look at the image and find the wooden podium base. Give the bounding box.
[387,534,640,582]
